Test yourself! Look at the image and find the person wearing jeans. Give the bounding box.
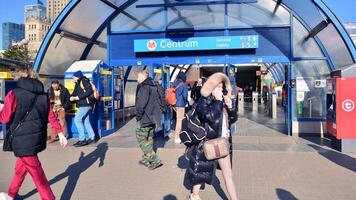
[74,106,96,143]
[70,70,96,147]
[0,68,67,200]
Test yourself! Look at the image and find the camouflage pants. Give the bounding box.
[136,126,160,164]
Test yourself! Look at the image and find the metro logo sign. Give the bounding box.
[147,40,157,51]
[134,35,259,53]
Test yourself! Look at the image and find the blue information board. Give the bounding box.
[134,35,259,53]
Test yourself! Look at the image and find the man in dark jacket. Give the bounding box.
[48,80,71,143]
[135,70,163,170]
[173,72,188,144]
[0,68,67,200]
[70,71,96,147]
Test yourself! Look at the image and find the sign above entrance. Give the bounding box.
[134,35,259,53]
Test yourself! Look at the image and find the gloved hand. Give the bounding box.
[58,133,68,148]
[70,96,79,102]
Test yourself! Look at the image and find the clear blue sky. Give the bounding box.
[0,0,356,50]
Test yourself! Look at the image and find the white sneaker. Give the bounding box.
[174,138,181,144]
[0,193,13,200]
[189,194,202,200]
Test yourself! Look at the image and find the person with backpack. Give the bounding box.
[0,68,67,200]
[173,72,188,144]
[69,70,96,147]
[135,70,163,170]
[187,73,238,200]
[48,80,71,143]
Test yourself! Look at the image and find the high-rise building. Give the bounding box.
[344,23,356,45]
[47,0,71,23]
[2,22,25,50]
[25,0,50,60]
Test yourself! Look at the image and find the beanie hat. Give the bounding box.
[73,70,84,78]
[201,73,232,97]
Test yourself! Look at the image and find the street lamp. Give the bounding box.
[20,39,29,68]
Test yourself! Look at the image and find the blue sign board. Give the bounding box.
[134,35,259,53]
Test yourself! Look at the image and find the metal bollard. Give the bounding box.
[238,92,244,113]
[271,93,277,118]
[252,91,258,112]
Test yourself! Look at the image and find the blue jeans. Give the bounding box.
[74,106,95,141]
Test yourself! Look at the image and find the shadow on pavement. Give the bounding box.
[163,194,178,200]
[17,143,108,200]
[177,154,229,200]
[276,188,298,200]
[308,144,356,173]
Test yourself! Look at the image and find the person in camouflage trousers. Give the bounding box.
[136,126,160,167]
[135,70,163,170]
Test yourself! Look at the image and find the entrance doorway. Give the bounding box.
[167,63,290,137]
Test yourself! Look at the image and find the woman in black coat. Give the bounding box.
[188,73,238,200]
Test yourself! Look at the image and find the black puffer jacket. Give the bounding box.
[135,78,162,130]
[187,96,237,185]
[11,78,49,157]
[71,77,93,107]
[197,96,237,139]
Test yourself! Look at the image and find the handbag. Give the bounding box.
[203,138,230,161]
[3,95,38,152]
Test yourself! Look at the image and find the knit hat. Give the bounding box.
[73,70,84,78]
[201,73,232,97]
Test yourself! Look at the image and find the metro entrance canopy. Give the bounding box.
[32,0,356,135]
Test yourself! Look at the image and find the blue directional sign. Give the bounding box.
[134,35,259,53]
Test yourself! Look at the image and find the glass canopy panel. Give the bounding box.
[281,0,325,29]
[87,45,107,61]
[128,66,144,80]
[167,5,225,29]
[111,0,165,31]
[97,27,107,43]
[228,0,290,27]
[293,60,330,77]
[292,17,324,58]
[317,24,354,69]
[111,0,126,7]
[60,0,115,38]
[40,34,87,75]
[124,82,137,107]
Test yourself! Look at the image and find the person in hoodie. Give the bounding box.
[70,70,96,147]
[0,68,67,200]
[135,70,163,170]
[173,72,189,144]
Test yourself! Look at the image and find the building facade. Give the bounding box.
[47,0,71,23]
[344,23,356,45]
[25,0,50,60]
[2,22,25,50]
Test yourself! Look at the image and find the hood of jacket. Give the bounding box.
[17,77,44,94]
[201,73,231,97]
[139,77,156,87]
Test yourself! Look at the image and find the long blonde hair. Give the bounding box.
[14,68,39,81]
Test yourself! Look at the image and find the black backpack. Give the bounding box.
[154,82,168,112]
[179,104,207,147]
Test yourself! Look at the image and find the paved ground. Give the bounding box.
[1,108,356,200]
